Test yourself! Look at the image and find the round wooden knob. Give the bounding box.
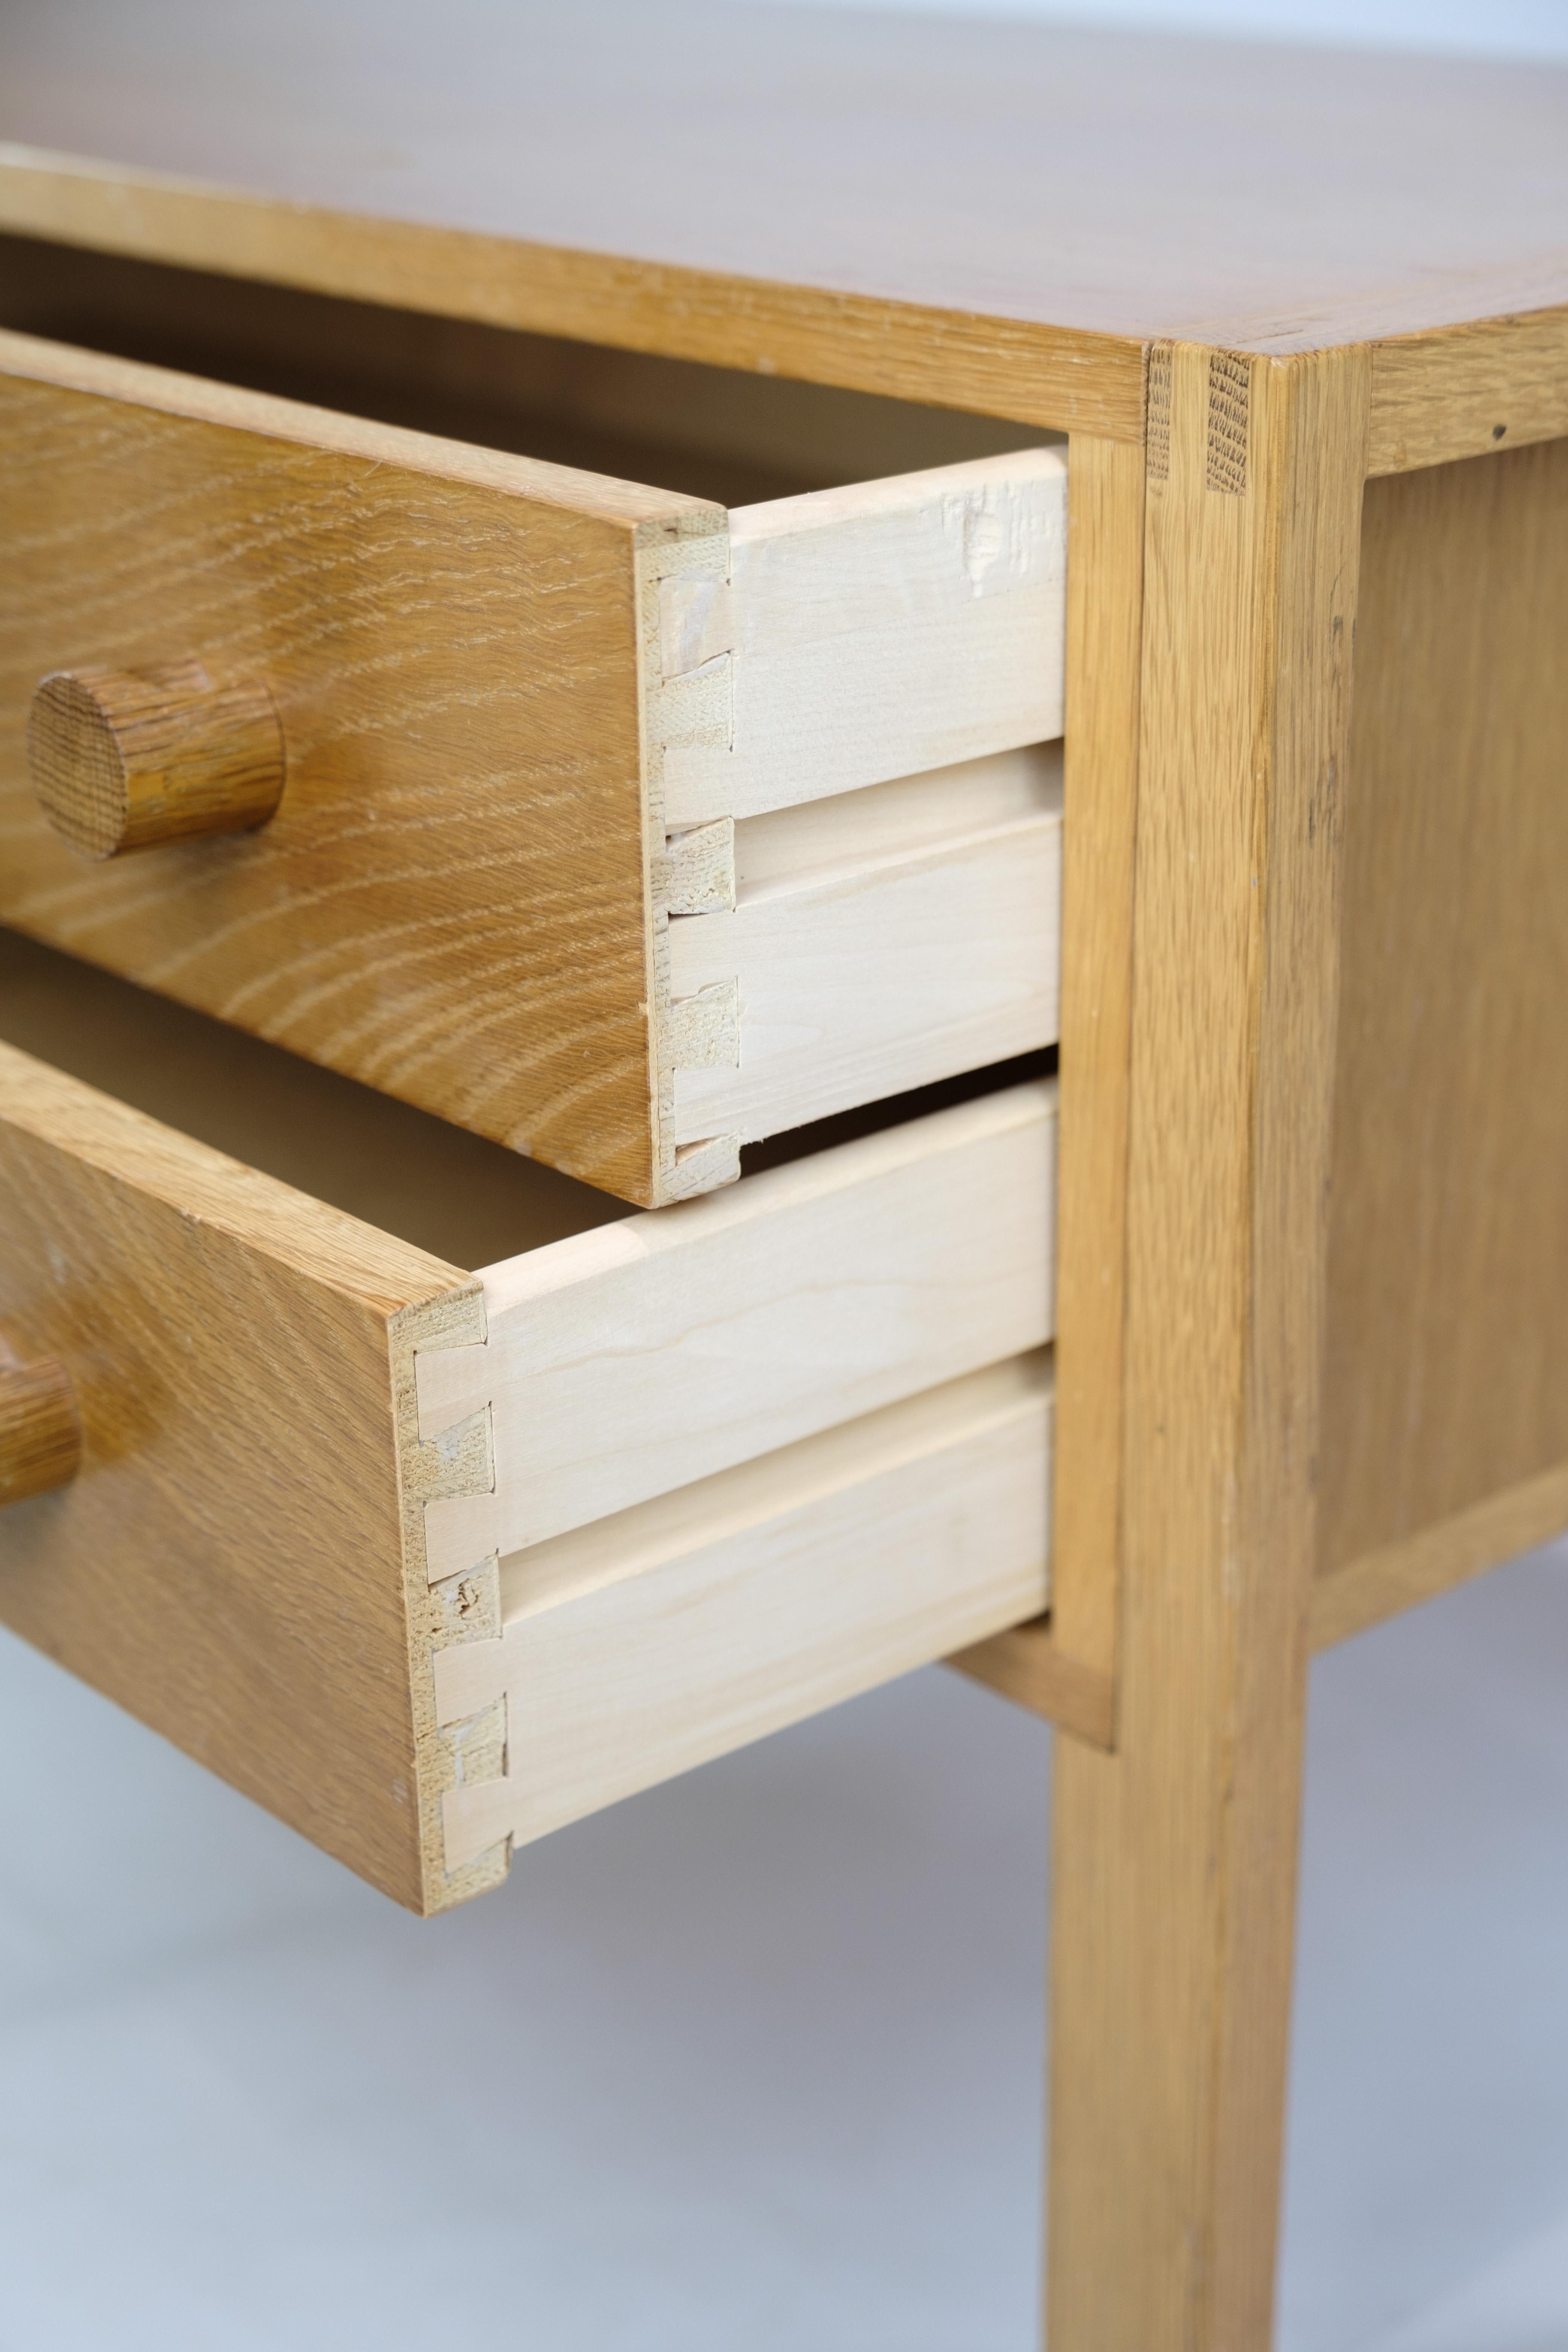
[28,659,285,860]
[0,1348,81,1508]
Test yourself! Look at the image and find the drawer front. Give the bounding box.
[0,328,712,1205]
[0,1035,1054,1914]
[0,330,1066,1206]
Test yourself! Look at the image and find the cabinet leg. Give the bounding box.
[1045,1597,1311,2350]
[1042,340,1371,2349]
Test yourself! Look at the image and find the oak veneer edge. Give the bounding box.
[0,323,719,524]
[0,145,1147,441]
[1367,303,1568,474]
[1046,428,1145,1716]
[945,1618,1114,1746]
[0,1037,475,1307]
[1311,1458,1568,1652]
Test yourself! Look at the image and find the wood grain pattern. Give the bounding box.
[1318,438,1568,1581]
[1369,307,1568,476]
[2,6,1567,389]
[944,1616,1113,1747]
[418,1081,1057,1574]
[0,1344,81,1505]
[1047,344,1369,2352]
[0,144,1138,442]
[643,456,1067,1188]
[942,439,1145,1753]
[0,1035,493,1914]
[28,659,285,856]
[0,936,1061,1907]
[436,1353,1052,1865]
[3,329,1070,1199]
[0,228,1065,506]
[0,327,721,1204]
[659,452,1066,825]
[665,792,1061,1149]
[1312,1461,1568,1652]
[1047,430,1145,1703]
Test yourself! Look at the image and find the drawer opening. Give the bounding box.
[0,231,1062,507]
[0,922,1054,1273]
[0,917,1054,1557]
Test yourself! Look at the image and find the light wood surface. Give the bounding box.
[1047,431,1145,1704]
[0,1344,81,1506]
[2,4,1566,432]
[1047,345,1369,2352]
[665,776,1060,1149]
[0,923,632,1274]
[0,934,1057,1903]
[0,1033,495,1914]
[1,327,1068,1200]
[0,227,1060,508]
[0,326,718,1204]
[658,452,1066,825]
[28,660,285,857]
[945,1617,1113,1749]
[1369,309,1568,476]
[418,1080,1056,1573]
[435,1353,1051,1867]
[1318,438,1568,1585]
[642,453,1066,1190]
[1312,1461,1568,1654]
[956,435,1146,1748]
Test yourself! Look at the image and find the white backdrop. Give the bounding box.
[749,0,1568,58]
[3,1532,1568,2349]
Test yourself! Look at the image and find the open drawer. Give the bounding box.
[0,929,1054,1914]
[0,323,1064,1207]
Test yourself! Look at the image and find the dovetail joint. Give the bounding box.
[640,529,744,1202]
[1146,343,1173,484]
[1206,351,1251,496]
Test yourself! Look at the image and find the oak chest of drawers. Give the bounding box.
[1,9,1566,2349]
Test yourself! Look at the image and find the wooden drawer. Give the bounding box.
[0,328,1064,1207]
[0,931,1053,1913]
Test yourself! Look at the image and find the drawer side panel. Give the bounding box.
[441,1352,1052,1865]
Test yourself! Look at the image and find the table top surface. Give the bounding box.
[2,0,1566,391]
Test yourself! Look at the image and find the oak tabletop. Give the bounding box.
[2,0,1566,426]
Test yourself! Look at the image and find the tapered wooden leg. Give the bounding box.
[1044,340,1372,2348]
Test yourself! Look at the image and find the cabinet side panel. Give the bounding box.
[1320,436,1568,1577]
